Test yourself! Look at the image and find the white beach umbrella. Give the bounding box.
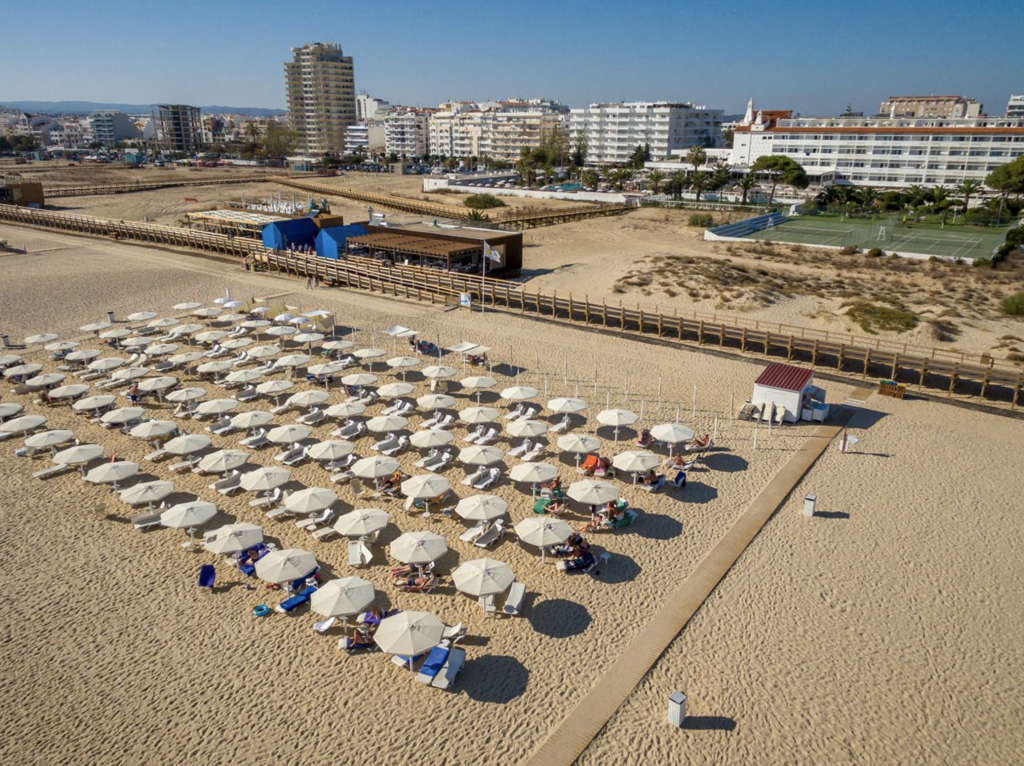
[401,474,451,500]
[612,450,659,473]
[305,440,354,462]
[26,373,66,389]
[307,361,347,377]
[459,445,504,466]
[650,422,696,448]
[126,311,158,322]
[195,398,238,416]
[4,363,42,379]
[24,333,59,345]
[169,351,205,365]
[377,382,414,399]
[220,337,253,351]
[390,531,448,564]
[460,406,499,424]
[88,357,126,372]
[164,434,211,455]
[128,419,176,439]
[510,461,559,485]
[288,316,312,327]
[547,397,587,414]
[0,355,21,369]
[171,323,203,337]
[386,356,419,375]
[284,487,337,515]
[303,309,333,319]
[410,429,453,449]
[255,548,317,584]
[121,338,151,349]
[352,456,399,479]
[24,430,74,451]
[285,390,329,408]
[597,408,638,442]
[72,395,116,414]
[373,612,444,658]
[453,558,514,597]
[247,344,281,359]
[202,523,263,555]
[240,466,292,492]
[225,369,264,384]
[241,319,272,330]
[506,419,548,438]
[48,384,90,401]
[137,376,177,393]
[161,500,217,529]
[293,332,324,345]
[325,402,365,419]
[422,365,457,379]
[461,375,496,391]
[567,479,619,505]
[80,321,113,333]
[256,380,293,396]
[417,394,456,410]
[64,349,102,363]
[311,577,375,618]
[354,347,386,360]
[267,424,312,444]
[334,507,390,537]
[0,415,46,436]
[249,306,271,314]
[101,407,146,426]
[265,325,296,337]
[111,366,151,381]
[230,411,274,430]
[173,302,203,311]
[85,461,140,488]
[0,402,24,420]
[341,373,377,387]
[149,318,179,330]
[454,494,508,522]
[166,387,207,403]
[197,449,249,474]
[515,517,573,553]
[322,340,354,352]
[99,328,132,340]
[195,330,228,344]
[557,434,602,454]
[274,312,297,323]
[367,415,408,433]
[45,341,81,353]
[274,353,312,369]
[54,444,104,465]
[146,344,179,357]
[220,312,247,324]
[193,307,222,318]
[501,385,539,401]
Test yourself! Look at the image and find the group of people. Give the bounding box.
[583,500,631,533]
[377,469,407,496]
[407,337,439,355]
[551,532,596,572]
[304,276,323,289]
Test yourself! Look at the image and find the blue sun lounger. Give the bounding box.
[415,645,451,684]
[198,564,216,589]
[275,584,318,613]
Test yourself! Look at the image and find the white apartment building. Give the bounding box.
[1008,95,1024,119]
[569,101,724,164]
[344,122,386,155]
[729,108,1024,189]
[284,42,356,155]
[356,94,390,122]
[878,95,982,119]
[428,99,568,162]
[384,109,432,157]
[89,110,139,147]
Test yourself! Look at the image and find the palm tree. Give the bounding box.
[686,145,707,176]
[857,186,878,211]
[931,185,949,206]
[670,171,690,200]
[648,169,665,195]
[905,184,926,207]
[691,171,708,203]
[955,179,983,213]
[581,168,599,190]
[738,174,758,205]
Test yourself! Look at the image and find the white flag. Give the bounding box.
[483,243,501,264]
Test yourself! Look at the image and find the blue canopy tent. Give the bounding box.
[315,223,368,260]
[261,218,320,251]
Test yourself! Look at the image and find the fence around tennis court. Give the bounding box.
[2,202,1022,409]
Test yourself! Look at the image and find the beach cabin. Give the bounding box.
[315,223,368,260]
[261,217,319,251]
[752,363,826,423]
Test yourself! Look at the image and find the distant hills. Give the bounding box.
[1,100,287,116]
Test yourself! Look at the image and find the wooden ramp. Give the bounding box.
[521,389,872,766]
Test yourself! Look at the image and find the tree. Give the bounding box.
[709,162,732,199]
[571,129,588,168]
[581,168,599,189]
[905,184,926,207]
[517,147,537,187]
[738,173,758,204]
[955,178,983,213]
[686,145,707,175]
[648,169,665,194]
[723,128,734,149]
[690,171,708,202]
[986,157,1024,218]
[667,171,690,200]
[628,143,652,170]
[749,155,809,204]
[857,186,879,211]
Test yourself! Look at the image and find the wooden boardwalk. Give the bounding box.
[521,391,871,766]
[44,175,292,198]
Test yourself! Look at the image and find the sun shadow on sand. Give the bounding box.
[528,598,591,638]
[630,512,682,541]
[462,655,530,703]
[700,453,748,473]
[593,552,640,584]
[682,715,737,732]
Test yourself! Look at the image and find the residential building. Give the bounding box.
[89,110,140,147]
[344,121,386,155]
[151,104,204,153]
[55,117,91,150]
[569,101,724,165]
[729,106,1024,189]
[1007,95,1024,119]
[878,95,982,119]
[384,109,432,157]
[356,94,390,122]
[427,98,569,162]
[285,42,356,155]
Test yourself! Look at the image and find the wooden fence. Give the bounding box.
[45,175,293,198]
[2,202,1021,408]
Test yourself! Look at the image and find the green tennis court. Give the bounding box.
[747,216,1009,260]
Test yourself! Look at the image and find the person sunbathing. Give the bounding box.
[687,434,710,450]
[641,469,658,486]
[395,572,434,589]
[548,499,568,516]
[636,428,653,447]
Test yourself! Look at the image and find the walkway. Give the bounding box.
[521,388,873,766]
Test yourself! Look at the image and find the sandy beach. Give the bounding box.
[0,226,1022,766]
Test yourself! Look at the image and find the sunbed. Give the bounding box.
[474,518,505,548]
[274,584,318,613]
[502,582,526,616]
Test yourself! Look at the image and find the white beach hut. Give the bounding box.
[751,363,826,423]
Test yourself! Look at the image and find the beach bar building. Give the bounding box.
[315,223,368,259]
[752,363,826,423]
[261,218,320,251]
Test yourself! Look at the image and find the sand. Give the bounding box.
[0,229,1021,766]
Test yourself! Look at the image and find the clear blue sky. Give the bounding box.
[6,0,1021,115]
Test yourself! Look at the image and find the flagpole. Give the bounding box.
[481,241,487,315]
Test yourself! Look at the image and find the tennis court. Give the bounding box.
[746,216,1009,260]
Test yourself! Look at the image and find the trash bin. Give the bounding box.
[668,691,688,727]
[106,311,115,322]
[1,334,9,348]
[803,494,817,517]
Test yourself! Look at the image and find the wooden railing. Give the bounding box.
[2,202,1021,408]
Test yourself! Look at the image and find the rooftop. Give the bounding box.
[754,363,814,392]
